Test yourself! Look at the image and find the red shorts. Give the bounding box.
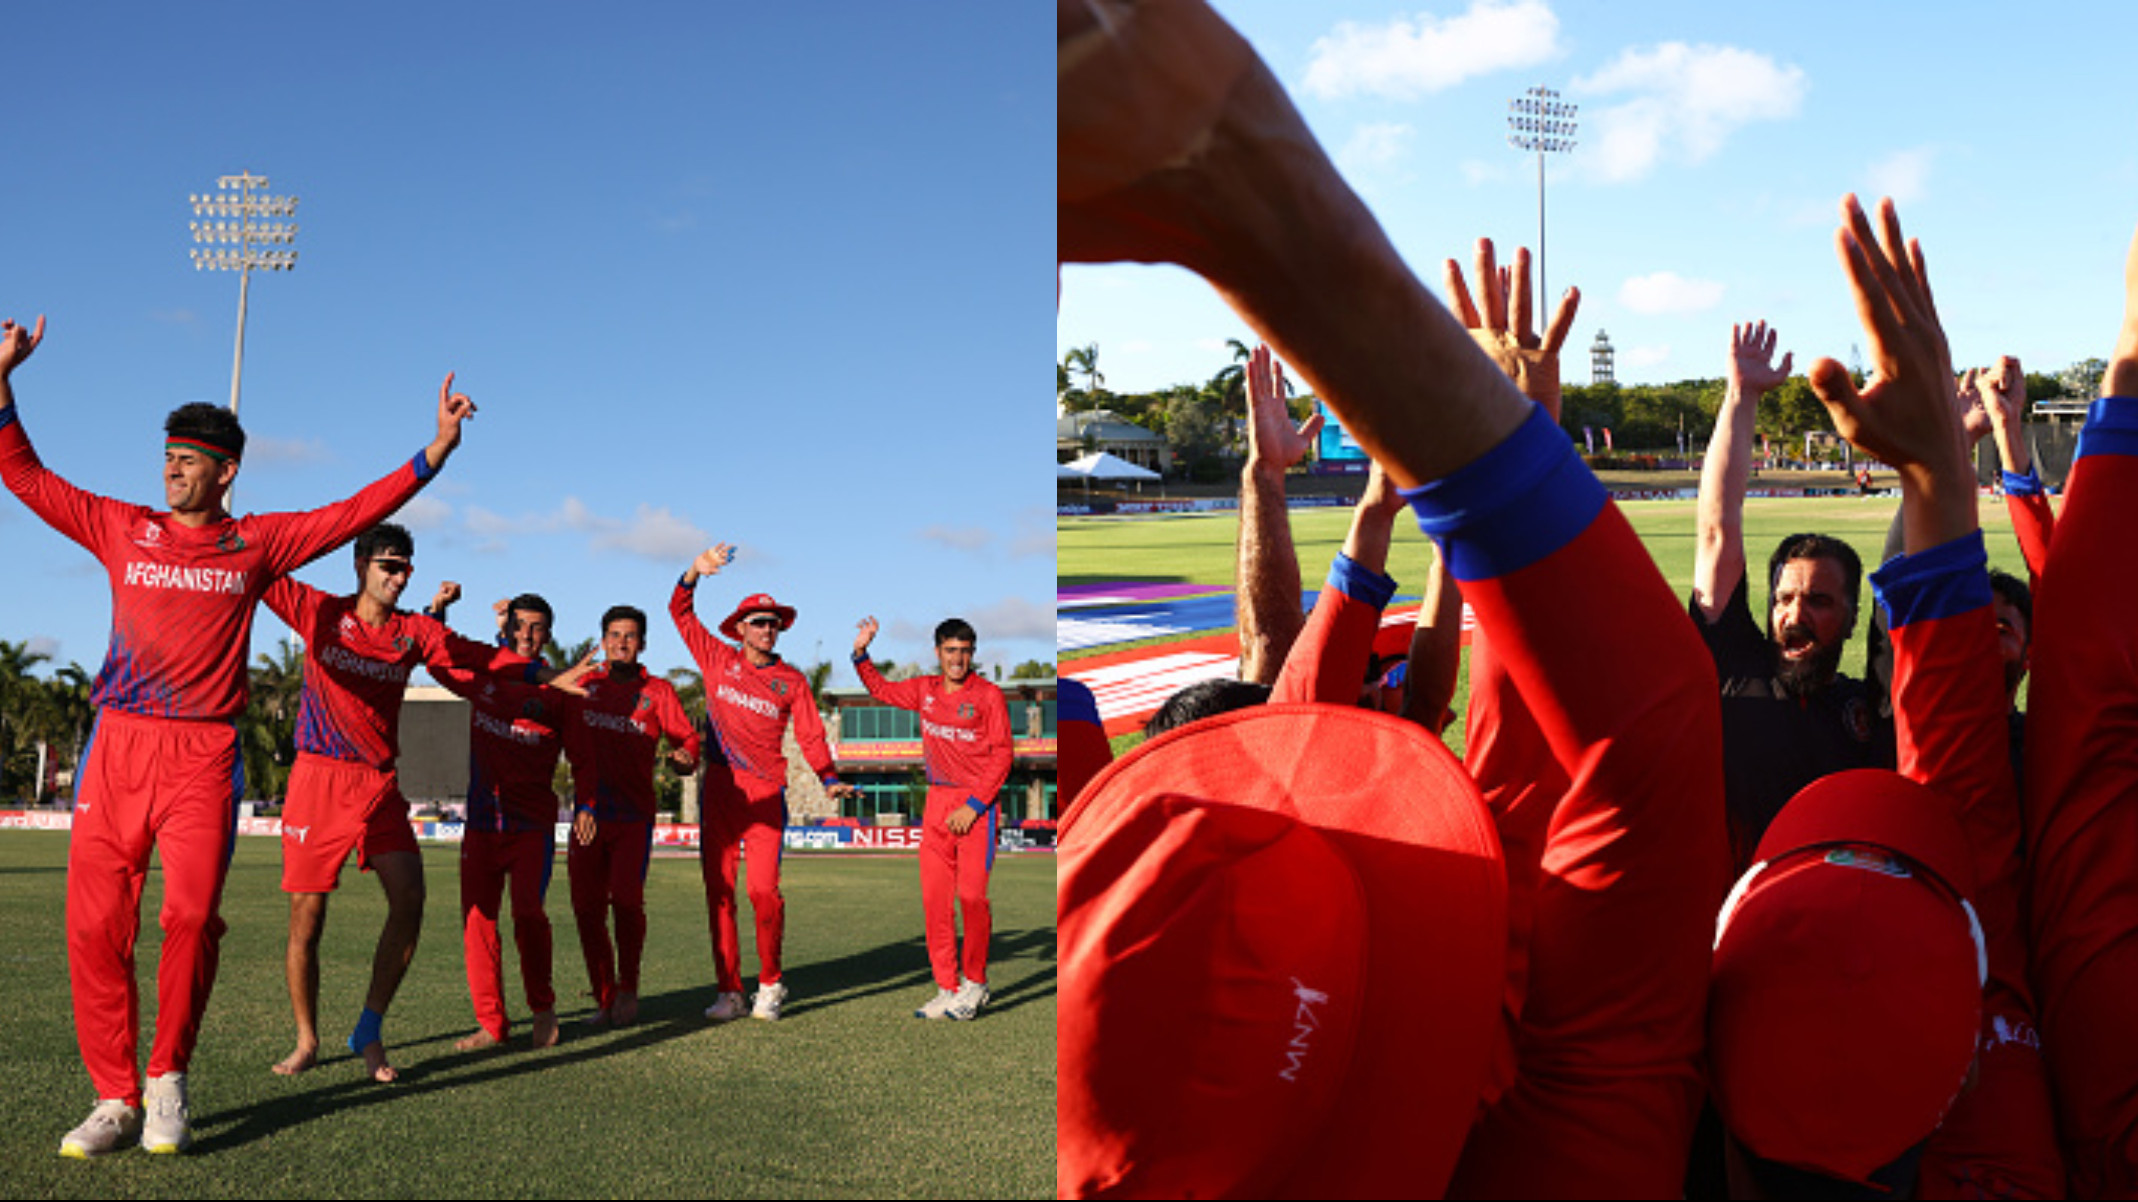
[280,753,418,893]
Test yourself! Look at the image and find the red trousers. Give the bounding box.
[566,819,651,1010]
[921,787,995,989]
[67,709,240,1103]
[700,771,787,992]
[462,827,557,1039]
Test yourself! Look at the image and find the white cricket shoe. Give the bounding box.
[914,987,959,1020]
[703,991,748,1023]
[947,977,991,1021]
[142,1073,192,1155]
[751,981,789,1021]
[59,1099,141,1159]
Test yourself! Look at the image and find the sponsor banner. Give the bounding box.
[839,740,926,763]
[0,810,73,830]
[1057,504,1096,516]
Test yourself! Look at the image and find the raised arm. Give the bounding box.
[670,544,736,670]
[851,616,924,709]
[1234,344,1320,684]
[0,316,129,555]
[258,374,476,576]
[1694,322,1792,621]
[1980,355,2055,580]
[1270,460,1404,706]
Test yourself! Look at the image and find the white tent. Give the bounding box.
[1062,451,1160,481]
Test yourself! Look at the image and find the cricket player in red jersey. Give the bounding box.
[852,615,1013,1020]
[265,525,575,1083]
[564,605,698,1028]
[0,314,471,1157]
[425,587,572,1052]
[670,544,856,1023]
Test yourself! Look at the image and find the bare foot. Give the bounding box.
[271,1042,318,1076]
[582,1006,611,1028]
[610,991,639,1027]
[530,1010,560,1048]
[356,1040,398,1083]
[452,1029,503,1053]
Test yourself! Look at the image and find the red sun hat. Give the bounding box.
[1709,769,1986,1187]
[719,592,798,641]
[1058,703,1506,1199]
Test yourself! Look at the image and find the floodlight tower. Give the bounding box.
[189,172,299,419]
[1506,87,1577,304]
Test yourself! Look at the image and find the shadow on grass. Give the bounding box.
[192,927,1057,1152]
[192,1005,713,1154]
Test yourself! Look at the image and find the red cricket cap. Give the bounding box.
[719,593,797,641]
[1709,769,1986,1187]
[1058,703,1506,1199]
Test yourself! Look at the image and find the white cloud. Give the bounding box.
[962,596,1056,643]
[1619,271,1725,315]
[456,495,705,561]
[918,525,994,553]
[1622,344,1673,369]
[1459,159,1508,186]
[395,494,453,531]
[25,635,60,660]
[245,435,328,465]
[1302,0,1563,100]
[1574,43,1806,183]
[589,505,707,560]
[1866,147,1935,206]
[1338,122,1414,175]
[1009,509,1054,559]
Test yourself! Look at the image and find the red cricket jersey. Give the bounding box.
[563,661,698,823]
[854,657,1012,801]
[670,581,837,790]
[265,578,528,770]
[1,408,438,721]
[429,663,568,833]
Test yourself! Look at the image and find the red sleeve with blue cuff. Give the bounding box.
[1401,402,1728,1198]
[1270,553,1395,706]
[2021,396,2138,1195]
[2000,466,2055,586]
[1874,529,2064,1198]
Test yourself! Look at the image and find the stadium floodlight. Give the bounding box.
[189,171,299,419]
[1506,87,1578,305]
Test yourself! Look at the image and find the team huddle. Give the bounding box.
[1061,1,2138,1197]
[0,319,1013,1159]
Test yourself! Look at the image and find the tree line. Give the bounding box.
[1062,341,2107,464]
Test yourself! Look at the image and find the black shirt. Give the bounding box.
[1690,574,1894,870]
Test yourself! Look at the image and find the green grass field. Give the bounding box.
[0,833,1054,1199]
[1063,492,2038,754]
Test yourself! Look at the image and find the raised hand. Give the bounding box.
[854,616,880,657]
[1443,241,1579,418]
[1245,345,1321,471]
[1979,356,2031,474]
[1808,195,1971,552]
[428,581,462,615]
[1954,367,1993,447]
[1729,321,1793,396]
[692,543,735,580]
[427,373,477,469]
[1807,196,1962,474]
[0,315,44,381]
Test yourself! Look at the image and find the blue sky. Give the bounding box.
[4,3,1053,686]
[1060,0,2138,397]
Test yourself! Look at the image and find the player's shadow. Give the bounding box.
[189,1005,715,1153]
[774,925,1055,1020]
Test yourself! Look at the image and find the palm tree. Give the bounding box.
[1062,344,1104,411]
[0,639,53,800]
[238,638,307,801]
[545,636,597,672]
